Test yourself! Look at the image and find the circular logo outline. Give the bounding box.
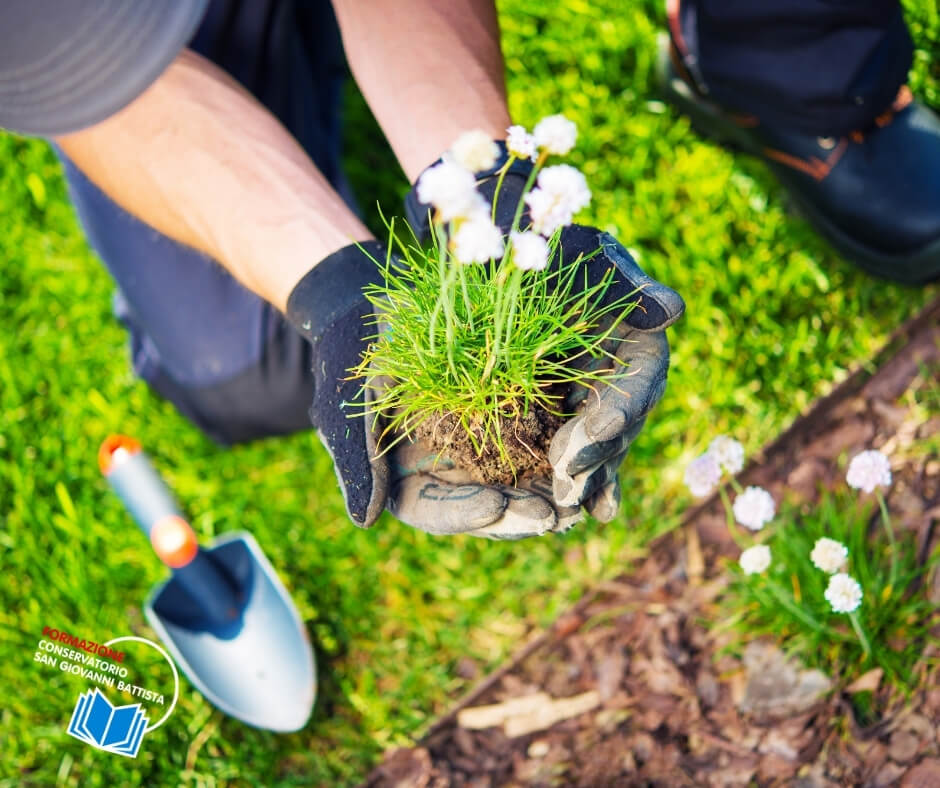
[104,635,179,732]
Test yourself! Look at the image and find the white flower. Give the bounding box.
[708,435,744,474]
[524,164,591,236]
[416,160,485,222]
[810,537,848,574]
[449,130,499,173]
[506,125,537,161]
[824,572,863,614]
[846,450,891,493]
[510,231,549,271]
[684,453,721,498]
[533,114,578,155]
[732,486,775,531]
[739,544,771,575]
[453,211,505,264]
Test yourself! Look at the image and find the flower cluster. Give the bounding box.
[824,573,863,614]
[525,165,592,237]
[846,449,891,493]
[810,537,848,574]
[683,453,721,498]
[732,486,775,531]
[739,544,771,576]
[683,435,744,498]
[415,117,591,264]
[709,435,744,474]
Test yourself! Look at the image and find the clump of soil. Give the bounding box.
[413,404,563,485]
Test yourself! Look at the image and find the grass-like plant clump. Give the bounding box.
[687,440,940,696]
[356,120,638,483]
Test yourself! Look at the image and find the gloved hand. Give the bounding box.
[548,226,683,520]
[286,241,581,537]
[405,146,684,522]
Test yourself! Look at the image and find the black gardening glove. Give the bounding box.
[405,149,685,522]
[286,241,390,527]
[287,242,579,536]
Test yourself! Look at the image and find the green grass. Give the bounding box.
[1,1,938,785]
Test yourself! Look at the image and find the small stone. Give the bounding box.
[739,642,832,720]
[527,739,550,759]
[889,730,921,764]
[455,656,479,680]
[873,762,907,788]
[696,670,720,708]
[901,759,940,788]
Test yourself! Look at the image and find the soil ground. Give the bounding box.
[364,297,940,787]
[415,406,563,486]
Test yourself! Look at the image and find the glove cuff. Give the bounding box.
[404,140,535,239]
[285,241,386,346]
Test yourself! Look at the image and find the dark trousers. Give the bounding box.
[60,0,349,444]
[62,1,914,444]
[673,0,913,135]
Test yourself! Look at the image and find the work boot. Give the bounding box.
[658,37,940,285]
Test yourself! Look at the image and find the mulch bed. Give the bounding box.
[364,297,940,788]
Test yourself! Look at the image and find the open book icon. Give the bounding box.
[67,688,149,757]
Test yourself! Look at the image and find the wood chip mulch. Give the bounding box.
[363,297,940,788]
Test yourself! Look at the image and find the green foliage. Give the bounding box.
[718,485,939,694]
[358,215,636,469]
[0,1,938,785]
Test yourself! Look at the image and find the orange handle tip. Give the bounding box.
[98,434,142,475]
[150,515,199,568]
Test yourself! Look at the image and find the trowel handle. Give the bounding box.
[99,435,200,569]
[99,435,242,626]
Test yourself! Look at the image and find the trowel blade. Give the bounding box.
[144,531,315,732]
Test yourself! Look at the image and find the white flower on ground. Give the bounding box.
[739,544,771,575]
[506,125,537,161]
[453,211,505,264]
[824,572,863,614]
[524,164,591,236]
[846,450,892,493]
[533,114,578,155]
[510,231,549,271]
[708,435,745,474]
[732,486,775,531]
[684,453,721,498]
[810,537,848,574]
[449,130,499,173]
[416,160,485,222]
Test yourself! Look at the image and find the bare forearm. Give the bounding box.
[333,0,511,180]
[57,49,371,311]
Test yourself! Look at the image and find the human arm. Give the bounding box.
[56,48,372,312]
[331,0,512,182]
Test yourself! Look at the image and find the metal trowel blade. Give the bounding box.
[144,531,316,732]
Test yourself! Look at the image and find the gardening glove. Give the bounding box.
[386,437,584,539]
[286,241,392,527]
[548,225,684,519]
[287,242,577,537]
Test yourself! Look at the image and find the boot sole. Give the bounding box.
[655,35,940,285]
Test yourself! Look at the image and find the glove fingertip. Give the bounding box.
[587,478,622,523]
[583,406,627,443]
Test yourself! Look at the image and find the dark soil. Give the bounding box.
[363,296,940,788]
[414,406,563,486]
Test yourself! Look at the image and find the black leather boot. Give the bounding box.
[658,37,940,285]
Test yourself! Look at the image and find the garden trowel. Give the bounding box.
[98,435,315,732]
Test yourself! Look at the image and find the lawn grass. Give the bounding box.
[1,1,937,785]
